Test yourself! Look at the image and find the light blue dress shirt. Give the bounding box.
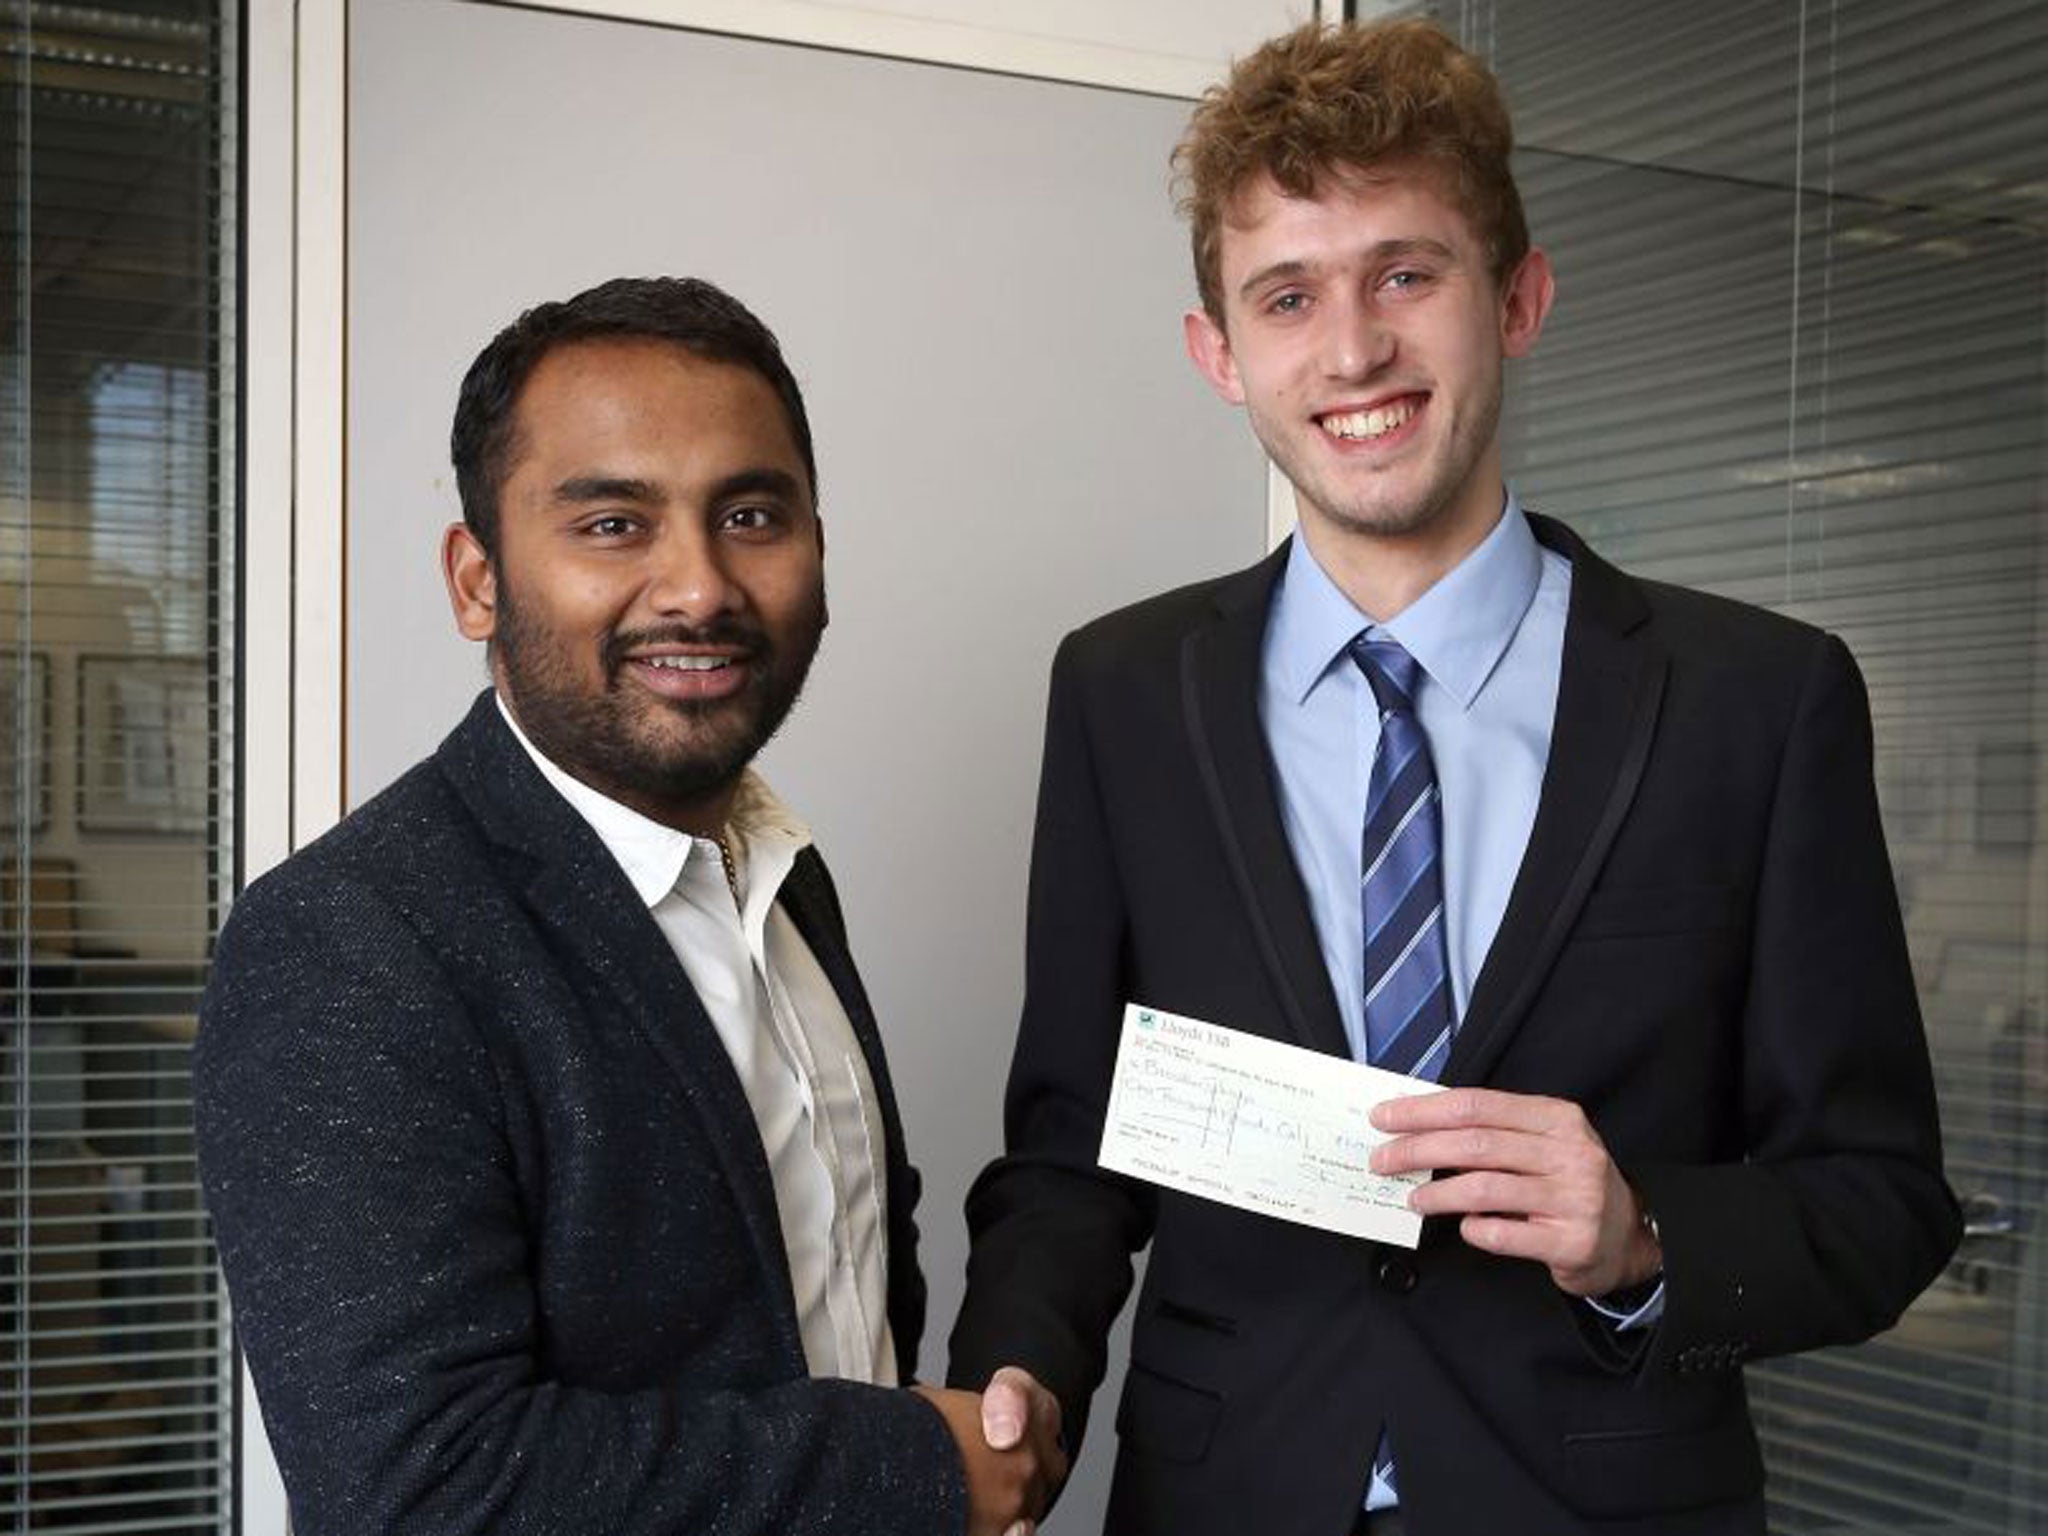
[1258,495,1658,1511]
[1259,492,1568,1048]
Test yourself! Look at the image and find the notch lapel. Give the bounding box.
[778,850,908,1162]
[1448,517,1667,1086]
[434,694,805,1366]
[1180,546,1351,1059]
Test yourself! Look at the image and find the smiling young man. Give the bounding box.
[948,22,1957,1536]
[194,278,1060,1536]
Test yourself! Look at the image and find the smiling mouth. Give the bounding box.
[638,655,737,673]
[1318,397,1422,442]
[618,650,755,703]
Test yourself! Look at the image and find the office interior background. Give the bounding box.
[3,0,2042,1531]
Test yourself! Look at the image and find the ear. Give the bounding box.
[442,522,498,642]
[1499,247,1555,360]
[1183,307,1246,405]
[814,514,830,632]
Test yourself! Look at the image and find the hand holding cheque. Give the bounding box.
[1370,1087,1664,1298]
[1098,1005,1661,1297]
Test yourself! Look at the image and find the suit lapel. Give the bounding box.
[777,847,927,1383]
[1181,545,1351,1059]
[433,694,804,1364]
[1448,516,1666,1085]
[778,850,907,1166]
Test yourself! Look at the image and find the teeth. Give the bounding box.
[1322,401,1417,441]
[644,655,732,671]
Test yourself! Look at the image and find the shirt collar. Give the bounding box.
[1268,488,1542,711]
[495,692,812,909]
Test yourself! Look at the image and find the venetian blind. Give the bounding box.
[1389,0,2048,1528]
[2,1,237,1530]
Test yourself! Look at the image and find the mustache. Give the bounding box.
[601,618,769,676]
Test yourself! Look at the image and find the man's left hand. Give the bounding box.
[1369,1087,1661,1297]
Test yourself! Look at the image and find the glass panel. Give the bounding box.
[1398,0,2048,1527]
[1,0,236,1528]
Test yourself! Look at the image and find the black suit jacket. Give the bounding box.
[196,692,963,1536]
[948,515,1959,1536]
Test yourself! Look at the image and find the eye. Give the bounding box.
[1381,268,1434,295]
[720,504,781,535]
[582,513,642,539]
[1267,290,1310,316]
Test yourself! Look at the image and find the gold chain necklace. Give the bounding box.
[713,832,742,911]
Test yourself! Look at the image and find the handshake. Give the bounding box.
[913,1366,1068,1536]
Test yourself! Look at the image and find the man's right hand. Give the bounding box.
[912,1370,1066,1536]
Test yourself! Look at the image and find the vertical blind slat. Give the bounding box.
[4,1,236,1529]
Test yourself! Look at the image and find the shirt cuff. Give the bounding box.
[1584,1278,1666,1332]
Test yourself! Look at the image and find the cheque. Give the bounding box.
[1098,1003,1441,1247]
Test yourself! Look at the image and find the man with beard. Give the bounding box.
[948,20,1956,1536]
[194,277,1060,1536]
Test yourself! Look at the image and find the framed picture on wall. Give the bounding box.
[77,655,210,836]
[1,651,53,833]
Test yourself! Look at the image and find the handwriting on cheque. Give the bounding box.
[1096,1003,1433,1247]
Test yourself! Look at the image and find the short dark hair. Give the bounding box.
[451,276,818,555]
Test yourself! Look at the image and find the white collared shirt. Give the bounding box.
[499,695,898,1385]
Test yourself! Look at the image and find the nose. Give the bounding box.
[644,524,741,624]
[1321,291,1395,381]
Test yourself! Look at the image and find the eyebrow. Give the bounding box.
[551,474,659,505]
[548,466,806,506]
[708,467,805,504]
[1236,237,1461,303]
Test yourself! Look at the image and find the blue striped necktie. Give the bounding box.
[1351,633,1451,1512]
[1352,634,1455,1082]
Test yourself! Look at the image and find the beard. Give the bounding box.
[494,578,827,823]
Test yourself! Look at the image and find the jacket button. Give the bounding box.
[1375,1254,1418,1294]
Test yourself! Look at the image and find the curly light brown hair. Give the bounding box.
[1173,18,1529,324]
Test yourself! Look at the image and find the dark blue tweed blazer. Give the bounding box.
[195,691,964,1535]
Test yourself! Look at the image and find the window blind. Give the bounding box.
[2,2,236,1530]
[1398,0,2048,1528]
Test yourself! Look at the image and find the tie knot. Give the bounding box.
[1349,634,1422,716]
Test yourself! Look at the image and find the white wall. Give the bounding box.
[493,0,1314,94]
[247,0,1332,1529]
[340,3,1275,1531]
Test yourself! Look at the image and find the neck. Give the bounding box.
[638,790,735,841]
[559,765,736,841]
[1300,485,1507,623]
